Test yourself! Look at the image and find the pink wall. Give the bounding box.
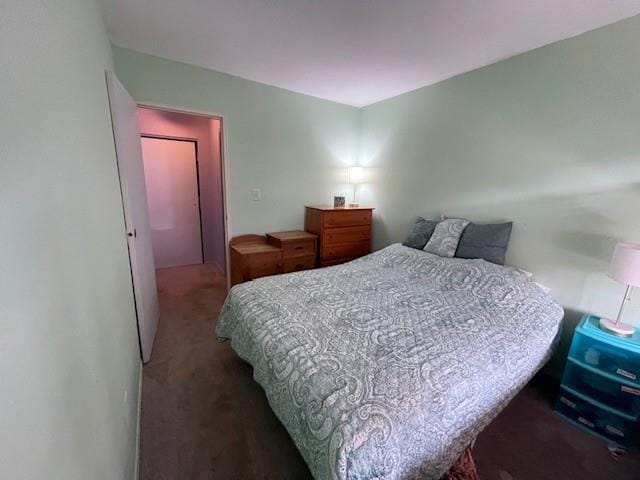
[137,107,226,272]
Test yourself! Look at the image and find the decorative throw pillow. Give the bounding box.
[423,218,470,257]
[402,217,439,249]
[455,222,513,265]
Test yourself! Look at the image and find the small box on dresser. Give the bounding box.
[305,205,373,267]
[555,314,640,449]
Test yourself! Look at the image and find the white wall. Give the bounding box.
[0,1,141,479]
[360,16,640,373]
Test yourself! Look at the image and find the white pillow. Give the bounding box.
[423,218,469,257]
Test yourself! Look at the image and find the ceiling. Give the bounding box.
[101,0,640,107]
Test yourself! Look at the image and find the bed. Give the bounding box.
[216,243,563,479]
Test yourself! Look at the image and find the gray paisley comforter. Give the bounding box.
[216,243,563,480]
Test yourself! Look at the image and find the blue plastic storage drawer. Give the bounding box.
[556,388,636,447]
[570,330,640,384]
[562,360,640,417]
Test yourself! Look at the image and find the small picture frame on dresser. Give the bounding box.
[333,195,346,208]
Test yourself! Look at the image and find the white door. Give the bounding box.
[141,138,203,268]
[105,71,159,363]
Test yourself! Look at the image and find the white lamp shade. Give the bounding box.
[609,242,640,287]
[348,166,365,184]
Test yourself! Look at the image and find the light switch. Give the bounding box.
[251,188,262,201]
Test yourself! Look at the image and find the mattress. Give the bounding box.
[216,243,563,479]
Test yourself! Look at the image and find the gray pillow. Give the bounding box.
[402,217,439,250]
[423,218,470,257]
[455,222,513,265]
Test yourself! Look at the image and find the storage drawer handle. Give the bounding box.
[605,425,625,437]
[295,264,304,270]
[578,416,595,428]
[559,396,576,409]
[616,368,637,381]
[621,385,640,396]
[295,245,305,250]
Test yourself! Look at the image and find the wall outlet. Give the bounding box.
[251,188,262,201]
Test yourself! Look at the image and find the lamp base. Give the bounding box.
[348,203,360,207]
[599,318,635,337]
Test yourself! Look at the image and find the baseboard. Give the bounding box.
[212,260,226,276]
[133,361,143,480]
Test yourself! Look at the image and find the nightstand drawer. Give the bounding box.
[247,251,281,279]
[556,387,637,447]
[323,210,371,228]
[570,331,640,385]
[282,239,315,258]
[563,360,640,417]
[283,255,316,273]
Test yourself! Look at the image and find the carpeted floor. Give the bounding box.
[139,264,640,480]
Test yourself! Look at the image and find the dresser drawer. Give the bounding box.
[282,239,315,258]
[247,251,281,279]
[556,387,637,447]
[322,241,370,261]
[283,255,316,273]
[323,226,370,246]
[570,330,640,385]
[563,360,640,417]
[323,210,372,228]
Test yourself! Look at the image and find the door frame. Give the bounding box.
[140,135,205,265]
[137,103,230,285]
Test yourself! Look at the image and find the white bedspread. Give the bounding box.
[216,244,563,479]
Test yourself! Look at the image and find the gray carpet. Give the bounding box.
[139,264,640,480]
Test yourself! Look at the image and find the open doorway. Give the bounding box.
[137,106,226,274]
[126,102,234,475]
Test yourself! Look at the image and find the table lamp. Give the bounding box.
[599,242,640,337]
[348,166,364,207]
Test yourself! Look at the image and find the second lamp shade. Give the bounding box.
[348,166,365,184]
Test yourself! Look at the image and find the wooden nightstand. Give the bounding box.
[229,235,282,286]
[305,205,373,267]
[266,230,317,273]
[555,314,640,449]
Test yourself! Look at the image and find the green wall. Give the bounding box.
[360,15,640,366]
[113,17,640,372]
[112,46,361,237]
[3,2,637,475]
[0,1,141,478]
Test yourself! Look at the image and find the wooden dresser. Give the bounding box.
[305,206,373,267]
[230,231,318,286]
